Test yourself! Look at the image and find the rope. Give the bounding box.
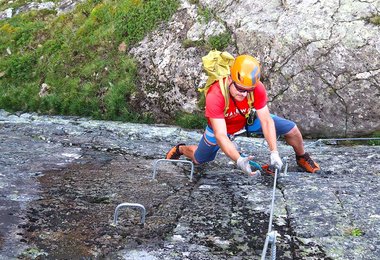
[261,159,288,260]
[261,168,278,260]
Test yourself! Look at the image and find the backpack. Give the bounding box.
[199,50,254,115]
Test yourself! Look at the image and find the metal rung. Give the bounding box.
[317,137,380,143]
[152,159,194,181]
[113,203,146,226]
[305,137,380,148]
[304,137,380,153]
[279,157,289,178]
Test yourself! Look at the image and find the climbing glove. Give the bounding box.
[237,155,253,175]
[270,151,283,170]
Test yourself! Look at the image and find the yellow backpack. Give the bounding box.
[199,50,254,115]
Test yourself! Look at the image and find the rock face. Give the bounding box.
[1,110,379,259]
[130,0,380,137]
[0,0,84,19]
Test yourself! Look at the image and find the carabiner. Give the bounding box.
[246,109,256,126]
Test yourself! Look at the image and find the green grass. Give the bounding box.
[208,32,231,50]
[182,32,231,51]
[175,111,207,129]
[344,227,364,237]
[369,15,380,25]
[368,131,380,145]
[0,0,179,122]
[198,5,212,23]
[182,39,206,49]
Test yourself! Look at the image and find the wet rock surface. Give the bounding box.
[0,110,379,259]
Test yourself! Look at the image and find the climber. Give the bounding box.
[166,54,320,175]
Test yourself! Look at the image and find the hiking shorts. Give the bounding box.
[246,114,296,136]
[193,115,296,164]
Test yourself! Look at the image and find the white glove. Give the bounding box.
[270,151,283,170]
[237,156,253,175]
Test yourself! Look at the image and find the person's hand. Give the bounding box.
[270,151,283,170]
[237,156,254,175]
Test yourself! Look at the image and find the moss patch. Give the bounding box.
[369,15,380,25]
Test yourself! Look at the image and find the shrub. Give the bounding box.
[175,111,207,129]
[368,131,380,146]
[208,32,231,50]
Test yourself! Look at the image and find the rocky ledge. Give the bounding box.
[0,110,379,259]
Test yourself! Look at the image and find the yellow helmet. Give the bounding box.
[230,55,261,89]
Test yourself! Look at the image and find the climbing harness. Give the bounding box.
[261,157,289,260]
[231,97,257,137]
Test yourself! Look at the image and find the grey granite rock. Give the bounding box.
[129,0,380,137]
[0,110,379,259]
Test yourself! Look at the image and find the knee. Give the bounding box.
[193,158,201,165]
[285,125,301,137]
[193,155,212,165]
[194,151,216,165]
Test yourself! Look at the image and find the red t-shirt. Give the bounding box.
[205,79,267,134]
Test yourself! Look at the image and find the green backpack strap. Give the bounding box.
[247,92,255,110]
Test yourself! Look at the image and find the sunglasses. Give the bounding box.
[230,82,255,93]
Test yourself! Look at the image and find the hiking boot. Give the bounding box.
[165,143,185,160]
[296,152,320,173]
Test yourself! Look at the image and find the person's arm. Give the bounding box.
[256,105,283,169]
[209,118,240,161]
[210,117,256,175]
[256,105,277,152]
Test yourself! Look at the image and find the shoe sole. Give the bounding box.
[297,166,321,174]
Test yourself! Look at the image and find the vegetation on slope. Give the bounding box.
[0,0,179,122]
